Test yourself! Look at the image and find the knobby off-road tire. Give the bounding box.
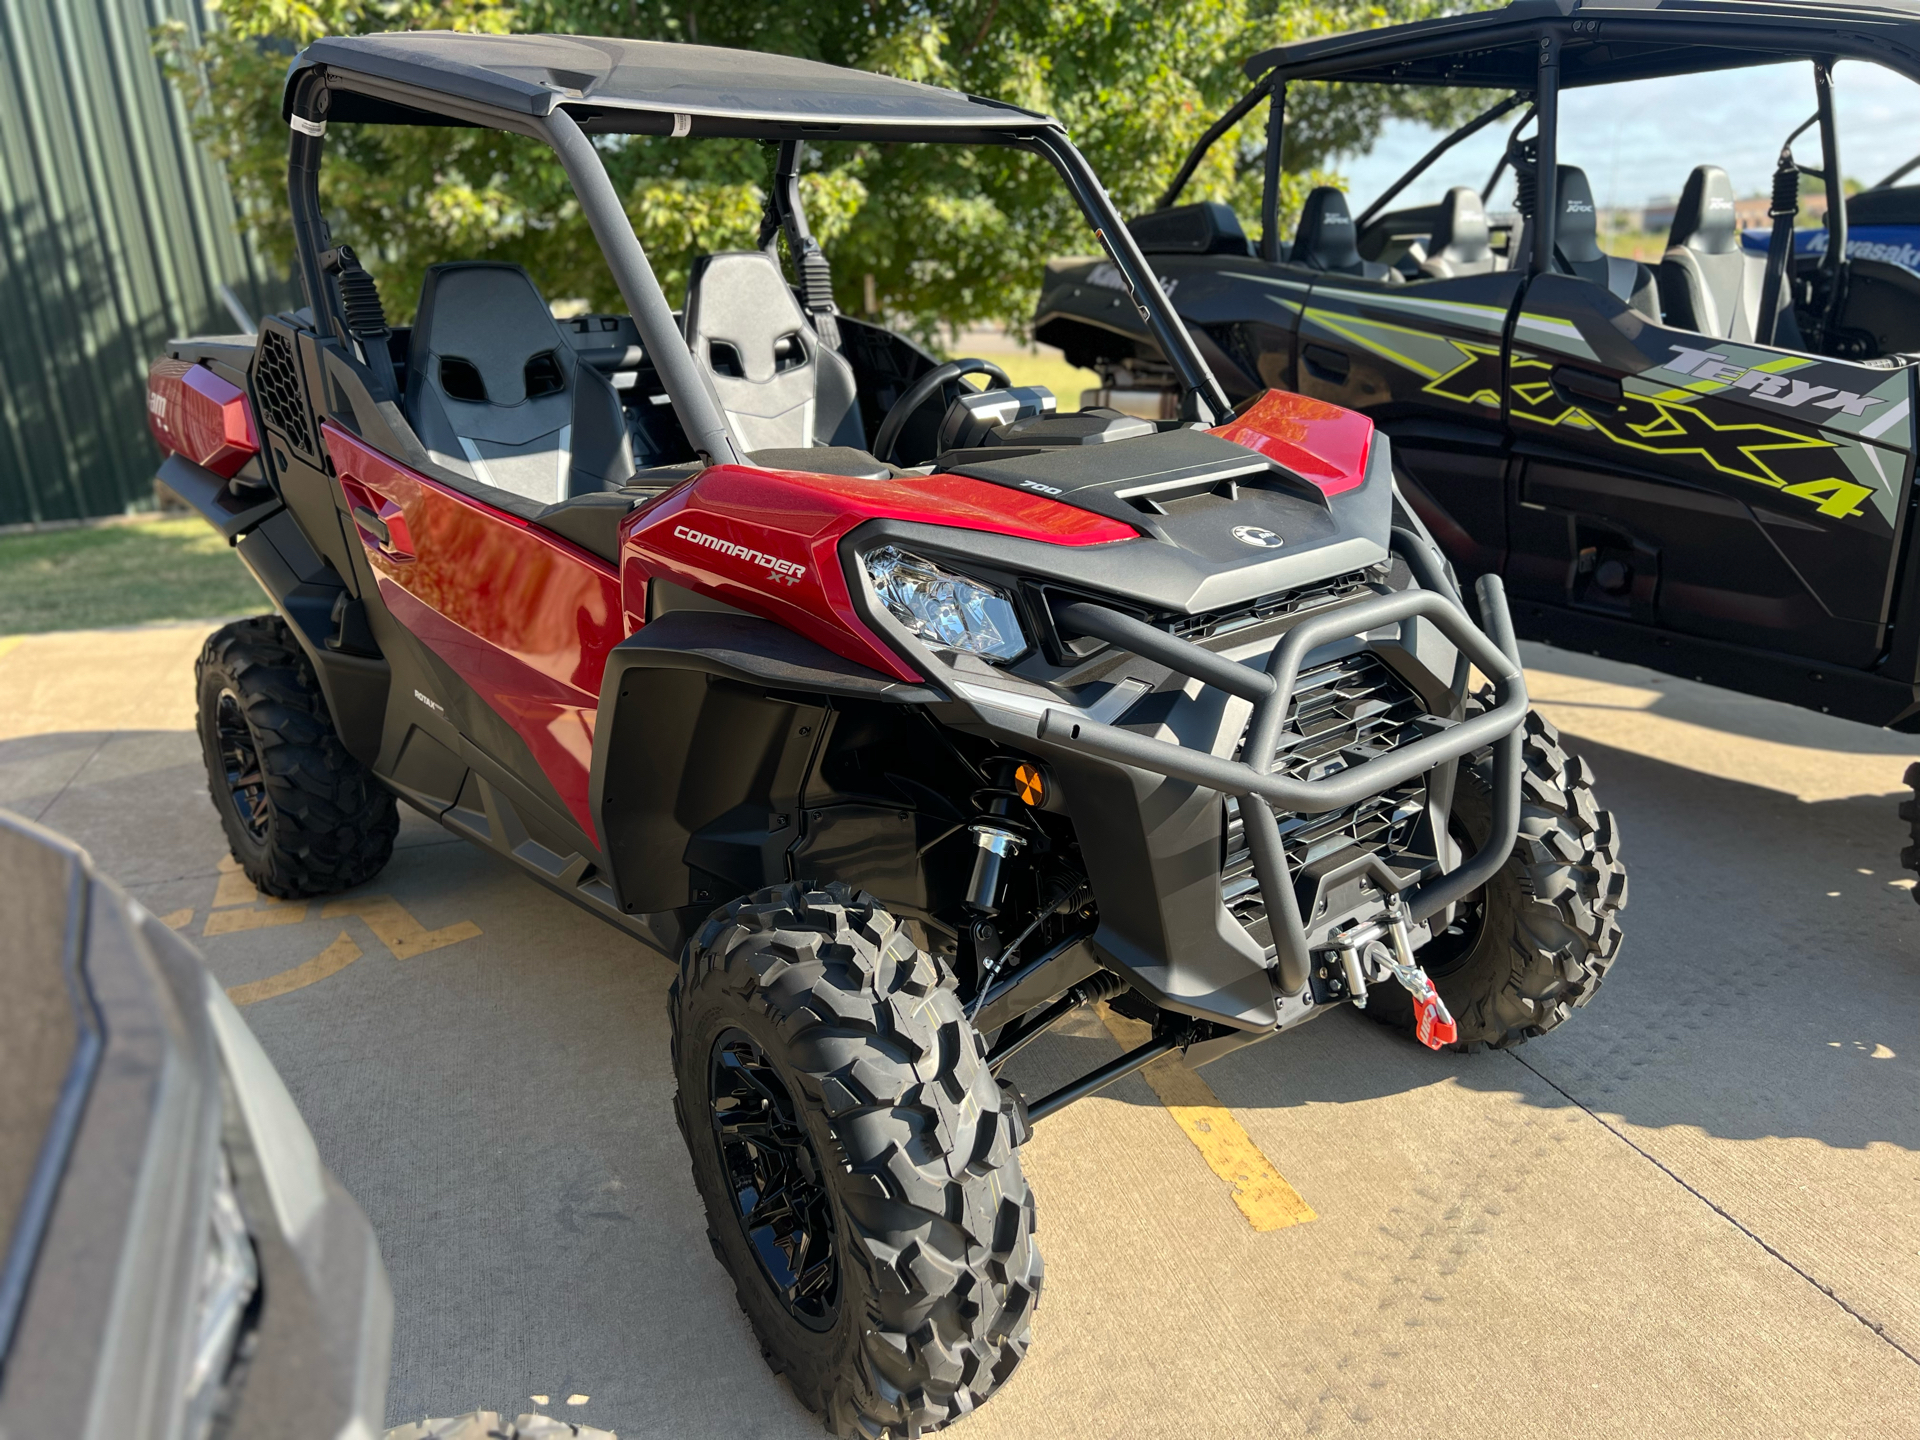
[1899,762,1920,905]
[1368,709,1627,1050]
[195,615,397,898]
[670,883,1041,1438]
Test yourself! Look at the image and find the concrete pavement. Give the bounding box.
[2,621,1915,1438]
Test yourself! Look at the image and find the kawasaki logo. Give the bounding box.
[673,524,807,585]
[1661,346,1884,416]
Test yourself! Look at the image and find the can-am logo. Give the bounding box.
[673,524,807,585]
[1661,345,1884,416]
[1231,525,1285,549]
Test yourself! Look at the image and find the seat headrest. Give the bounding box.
[1128,202,1253,256]
[1292,187,1363,271]
[408,263,568,407]
[1427,187,1490,263]
[1556,166,1603,264]
[1668,165,1739,256]
[684,251,811,383]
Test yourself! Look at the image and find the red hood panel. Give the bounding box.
[1211,390,1373,498]
[622,461,1136,682]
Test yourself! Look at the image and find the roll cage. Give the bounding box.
[1161,0,1920,316]
[279,33,1233,443]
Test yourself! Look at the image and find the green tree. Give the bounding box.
[164,1,1489,343]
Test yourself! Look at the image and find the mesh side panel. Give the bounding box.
[253,329,312,456]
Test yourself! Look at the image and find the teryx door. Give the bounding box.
[1504,272,1914,667]
[1293,265,1527,576]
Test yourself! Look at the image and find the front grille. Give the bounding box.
[1167,572,1371,643]
[1221,650,1432,949]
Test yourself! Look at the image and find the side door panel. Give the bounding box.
[1294,270,1526,574]
[323,426,627,843]
[1507,274,1913,667]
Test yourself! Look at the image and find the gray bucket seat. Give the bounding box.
[1554,167,1659,319]
[683,251,864,452]
[405,263,634,504]
[1656,165,1801,345]
[1419,187,1499,279]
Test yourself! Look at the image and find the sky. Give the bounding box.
[1332,59,1920,214]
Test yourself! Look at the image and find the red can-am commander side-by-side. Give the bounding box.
[146,32,1626,1437]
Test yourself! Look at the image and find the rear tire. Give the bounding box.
[1367,709,1627,1050]
[195,615,397,898]
[670,883,1041,1437]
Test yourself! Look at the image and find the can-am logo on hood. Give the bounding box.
[1231,525,1285,549]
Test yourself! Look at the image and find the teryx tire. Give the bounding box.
[670,883,1041,1438]
[195,615,397,898]
[1367,709,1627,1050]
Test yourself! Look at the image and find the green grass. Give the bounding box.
[0,517,266,636]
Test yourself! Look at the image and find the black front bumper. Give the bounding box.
[1032,572,1528,1017]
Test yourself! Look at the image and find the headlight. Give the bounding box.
[864,547,1028,662]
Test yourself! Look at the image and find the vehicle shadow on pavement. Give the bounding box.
[1521,643,1920,758]
[1031,732,1917,1155]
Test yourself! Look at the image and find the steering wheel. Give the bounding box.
[872,358,1013,465]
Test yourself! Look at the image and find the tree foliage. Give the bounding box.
[164,1,1491,341]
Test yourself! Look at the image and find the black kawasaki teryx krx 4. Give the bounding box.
[1038,0,1920,882]
[149,31,1625,1436]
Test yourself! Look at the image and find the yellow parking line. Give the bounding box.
[1099,1005,1317,1232]
[205,900,311,935]
[212,859,265,909]
[227,932,362,1006]
[321,894,481,959]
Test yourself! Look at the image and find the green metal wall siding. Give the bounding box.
[0,0,284,525]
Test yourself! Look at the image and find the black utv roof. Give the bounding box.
[285,32,1052,138]
[1245,0,1920,89]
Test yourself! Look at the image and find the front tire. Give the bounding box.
[1368,710,1627,1050]
[670,884,1041,1437]
[195,616,397,898]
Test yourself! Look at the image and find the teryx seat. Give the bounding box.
[1656,164,1801,345]
[683,251,865,451]
[1291,187,1393,281]
[1553,167,1658,320]
[1419,187,1500,279]
[405,262,635,505]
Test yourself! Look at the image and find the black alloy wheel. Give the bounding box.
[708,1028,840,1331]
[213,688,271,845]
[195,616,398,898]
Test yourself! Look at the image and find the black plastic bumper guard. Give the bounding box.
[1036,574,1528,998]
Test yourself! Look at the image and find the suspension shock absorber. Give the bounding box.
[965,757,1028,916]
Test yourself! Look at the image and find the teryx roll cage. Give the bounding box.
[1158,0,1920,304]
